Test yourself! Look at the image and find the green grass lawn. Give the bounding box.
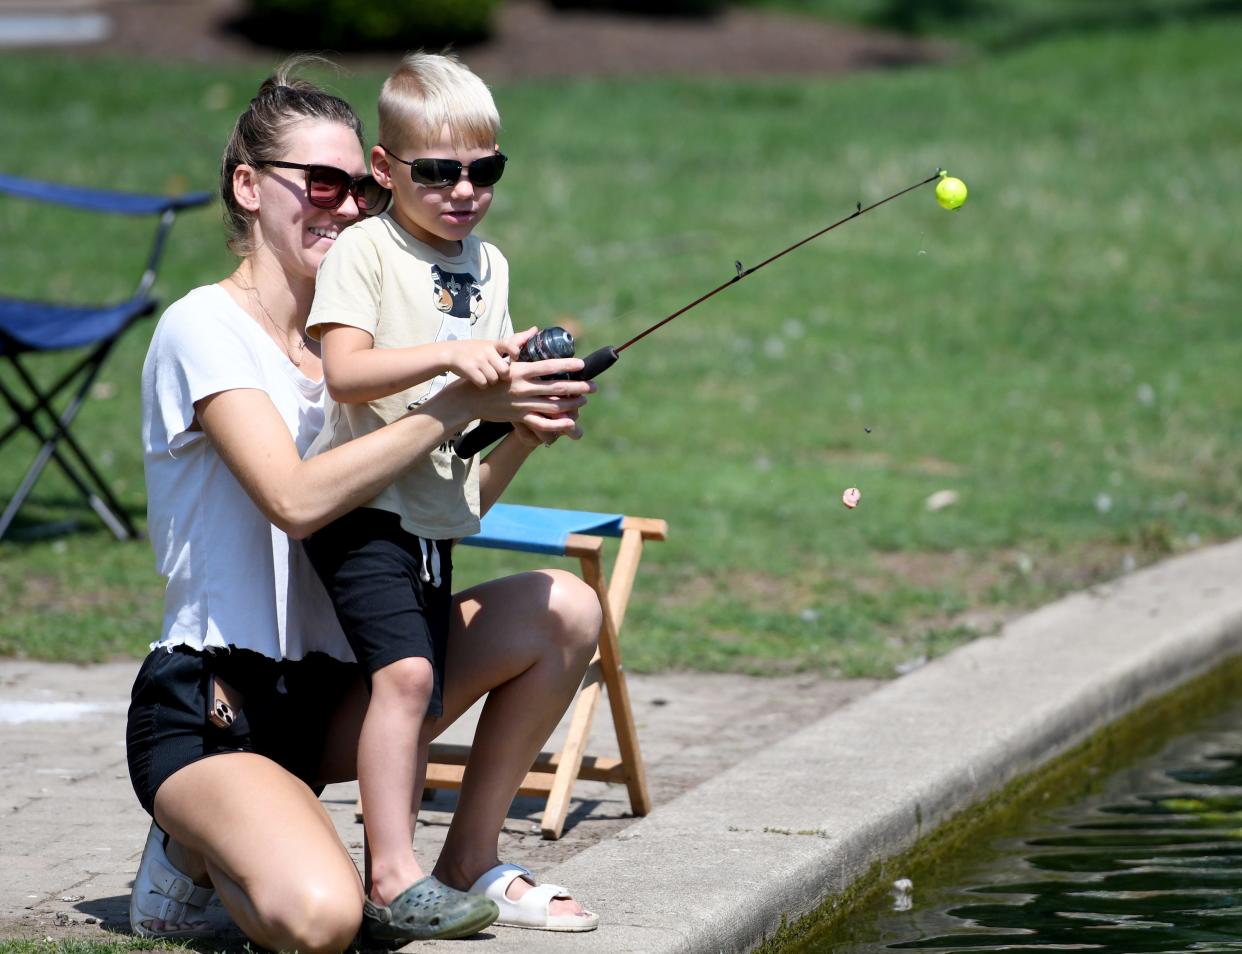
[2,13,1240,676]
[758,0,1241,48]
[0,942,196,954]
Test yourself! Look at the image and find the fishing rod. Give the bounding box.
[455,168,953,459]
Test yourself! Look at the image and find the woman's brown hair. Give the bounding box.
[220,57,364,255]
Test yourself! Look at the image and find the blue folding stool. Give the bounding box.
[432,503,668,838]
[0,173,211,541]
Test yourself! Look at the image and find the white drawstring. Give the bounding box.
[418,537,442,589]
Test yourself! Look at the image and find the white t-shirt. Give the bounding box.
[304,214,513,540]
[141,283,353,662]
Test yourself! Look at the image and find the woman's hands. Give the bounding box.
[443,358,591,439]
[434,326,594,443]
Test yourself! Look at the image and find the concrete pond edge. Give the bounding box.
[413,536,1242,953]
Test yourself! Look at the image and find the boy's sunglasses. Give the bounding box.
[379,146,508,189]
[259,160,391,216]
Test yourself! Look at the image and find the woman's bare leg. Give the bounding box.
[154,752,364,954]
[315,671,369,785]
[430,568,601,916]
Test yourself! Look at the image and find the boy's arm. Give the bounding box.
[309,228,515,403]
[320,325,517,404]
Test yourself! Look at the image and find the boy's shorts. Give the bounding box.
[303,507,454,717]
[126,645,361,817]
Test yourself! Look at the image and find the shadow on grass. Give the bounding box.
[863,0,1242,50]
[877,0,989,33]
[0,494,145,545]
[983,0,1242,51]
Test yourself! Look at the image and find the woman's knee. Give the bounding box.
[541,569,603,654]
[252,877,362,954]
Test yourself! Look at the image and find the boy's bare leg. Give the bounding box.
[359,656,436,905]
[154,752,363,954]
[432,569,601,917]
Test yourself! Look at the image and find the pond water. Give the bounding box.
[808,699,1242,953]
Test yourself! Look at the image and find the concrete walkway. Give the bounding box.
[3,538,1241,951]
[0,656,877,942]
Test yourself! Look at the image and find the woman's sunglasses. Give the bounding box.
[259,160,391,216]
[379,146,508,189]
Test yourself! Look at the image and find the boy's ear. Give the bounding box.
[371,145,394,189]
[232,164,261,213]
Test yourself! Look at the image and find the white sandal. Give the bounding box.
[468,862,599,932]
[129,821,216,939]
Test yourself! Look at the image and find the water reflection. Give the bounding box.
[833,714,1242,953]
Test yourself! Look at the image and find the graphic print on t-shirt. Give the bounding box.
[415,266,489,423]
[430,265,487,324]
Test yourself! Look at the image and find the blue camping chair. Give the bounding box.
[355,502,669,839]
[0,173,211,541]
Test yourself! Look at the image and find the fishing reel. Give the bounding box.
[518,325,576,373]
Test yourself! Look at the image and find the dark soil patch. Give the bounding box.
[29,0,955,79]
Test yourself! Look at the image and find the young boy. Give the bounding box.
[302,53,595,942]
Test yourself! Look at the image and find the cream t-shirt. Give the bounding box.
[304,213,513,540]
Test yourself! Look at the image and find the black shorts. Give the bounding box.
[303,507,454,717]
[126,645,361,817]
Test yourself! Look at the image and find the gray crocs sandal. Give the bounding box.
[363,875,499,944]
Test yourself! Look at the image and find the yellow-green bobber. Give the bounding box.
[935,171,968,211]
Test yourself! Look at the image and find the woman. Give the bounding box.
[126,61,601,953]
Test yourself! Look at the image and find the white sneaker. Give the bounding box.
[129,822,215,938]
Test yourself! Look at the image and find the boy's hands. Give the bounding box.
[442,338,517,388]
[505,326,539,355]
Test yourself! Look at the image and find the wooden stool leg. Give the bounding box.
[411,516,667,839]
[597,625,652,816]
[582,540,652,817]
[540,661,603,839]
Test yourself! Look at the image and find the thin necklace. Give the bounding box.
[230,274,307,367]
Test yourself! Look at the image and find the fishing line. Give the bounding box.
[455,169,946,459]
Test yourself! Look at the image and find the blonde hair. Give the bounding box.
[220,56,364,256]
[378,52,500,154]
